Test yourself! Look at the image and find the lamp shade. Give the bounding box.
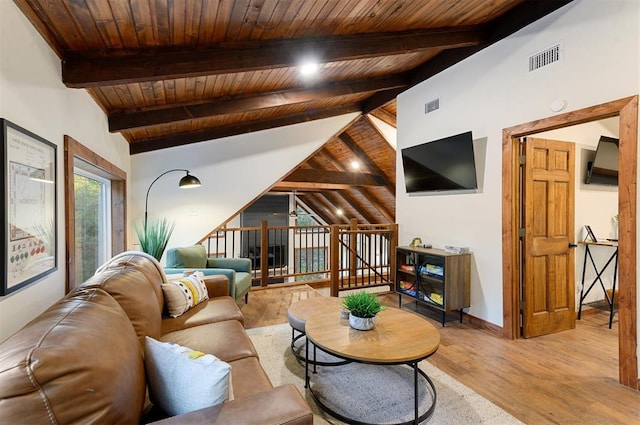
[179,172,201,188]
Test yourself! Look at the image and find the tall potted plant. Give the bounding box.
[134,217,175,261]
[342,291,384,331]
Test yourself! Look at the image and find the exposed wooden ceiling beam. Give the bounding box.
[318,191,365,223]
[283,169,387,187]
[338,132,395,196]
[312,150,395,223]
[62,26,487,87]
[362,0,575,113]
[285,157,351,190]
[335,190,380,224]
[299,158,382,224]
[298,193,344,225]
[354,187,395,223]
[367,109,396,129]
[272,182,347,191]
[129,105,362,154]
[312,147,346,172]
[109,76,407,132]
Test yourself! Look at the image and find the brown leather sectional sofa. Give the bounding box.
[0,251,313,424]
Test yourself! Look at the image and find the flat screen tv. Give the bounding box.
[585,135,618,186]
[401,131,477,193]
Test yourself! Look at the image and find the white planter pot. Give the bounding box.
[349,313,377,331]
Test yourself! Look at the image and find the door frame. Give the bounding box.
[502,96,638,389]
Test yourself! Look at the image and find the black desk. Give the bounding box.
[578,240,618,328]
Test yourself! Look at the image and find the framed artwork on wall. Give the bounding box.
[1,119,57,296]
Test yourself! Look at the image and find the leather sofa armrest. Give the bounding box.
[150,384,313,425]
[203,275,230,297]
[207,257,252,273]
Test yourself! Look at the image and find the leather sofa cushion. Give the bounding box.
[202,274,230,298]
[151,384,313,425]
[228,357,273,398]
[162,296,244,334]
[161,320,257,363]
[0,288,146,425]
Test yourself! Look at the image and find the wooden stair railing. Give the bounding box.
[199,220,397,294]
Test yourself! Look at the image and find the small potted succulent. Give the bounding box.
[342,291,384,331]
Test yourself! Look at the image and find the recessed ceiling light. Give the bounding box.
[350,160,360,170]
[336,208,343,216]
[299,61,320,77]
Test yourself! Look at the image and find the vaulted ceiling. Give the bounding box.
[15,0,571,154]
[14,0,572,225]
[270,114,396,225]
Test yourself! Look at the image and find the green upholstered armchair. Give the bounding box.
[164,245,252,303]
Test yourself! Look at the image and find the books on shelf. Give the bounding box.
[398,280,416,296]
[424,292,443,306]
[399,264,414,272]
[399,280,415,290]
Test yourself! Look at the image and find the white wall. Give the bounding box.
[129,113,359,255]
[397,0,639,327]
[0,2,130,342]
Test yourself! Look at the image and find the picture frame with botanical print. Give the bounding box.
[1,119,57,295]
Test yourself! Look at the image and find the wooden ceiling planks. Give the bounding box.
[15,0,574,225]
[22,0,544,55]
[109,76,405,132]
[14,0,572,151]
[343,118,396,180]
[298,192,346,225]
[368,103,397,128]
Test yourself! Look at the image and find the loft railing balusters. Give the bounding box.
[198,222,395,295]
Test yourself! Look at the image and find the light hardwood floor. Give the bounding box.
[239,285,640,425]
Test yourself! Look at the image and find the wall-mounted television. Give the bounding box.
[585,135,618,186]
[401,131,477,193]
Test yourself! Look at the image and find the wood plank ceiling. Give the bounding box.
[14,0,573,224]
[271,115,396,225]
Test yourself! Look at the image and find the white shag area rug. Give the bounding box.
[246,323,523,425]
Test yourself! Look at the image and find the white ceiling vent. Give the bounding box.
[529,42,562,72]
[425,98,440,114]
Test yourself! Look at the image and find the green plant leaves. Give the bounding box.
[134,218,175,261]
[342,291,384,318]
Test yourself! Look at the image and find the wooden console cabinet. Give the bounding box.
[395,246,471,325]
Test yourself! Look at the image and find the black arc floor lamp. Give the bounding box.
[144,169,201,231]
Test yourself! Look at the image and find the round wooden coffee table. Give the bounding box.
[305,306,440,425]
[287,296,347,366]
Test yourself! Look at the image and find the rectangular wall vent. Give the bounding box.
[425,98,440,114]
[529,43,562,72]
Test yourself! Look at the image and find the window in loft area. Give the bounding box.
[74,168,111,284]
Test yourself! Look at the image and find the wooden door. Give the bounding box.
[522,137,576,338]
